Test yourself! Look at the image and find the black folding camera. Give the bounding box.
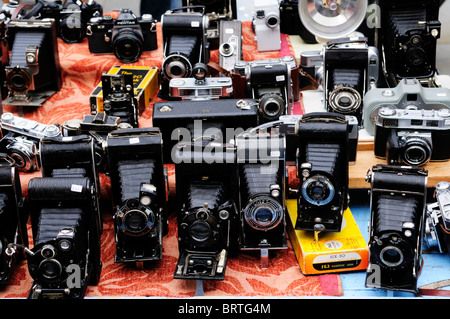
[0,112,61,172]
[152,98,260,164]
[159,6,210,98]
[299,37,380,126]
[379,0,441,86]
[425,181,450,255]
[87,8,157,63]
[96,74,139,128]
[236,131,287,267]
[4,18,62,107]
[26,136,102,299]
[231,57,300,122]
[365,165,428,294]
[18,0,103,44]
[293,113,358,237]
[373,108,450,167]
[172,136,239,281]
[106,128,167,264]
[0,155,28,285]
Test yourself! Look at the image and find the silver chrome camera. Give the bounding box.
[219,19,242,72]
[0,113,61,172]
[252,0,281,52]
[169,77,233,100]
[425,181,450,255]
[363,78,450,135]
[299,37,379,126]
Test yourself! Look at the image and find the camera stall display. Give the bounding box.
[365,165,428,293]
[292,113,358,239]
[106,128,168,264]
[363,78,450,136]
[236,131,287,267]
[425,181,450,255]
[0,156,28,285]
[299,37,379,127]
[379,0,441,87]
[172,135,239,281]
[17,0,103,44]
[373,108,450,167]
[160,6,210,98]
[4,18,62,107]
[26,136,102,299]
[231,57,299,122]
[87,8,157,63]
[0,113,61,172]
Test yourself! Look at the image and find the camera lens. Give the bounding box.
[189,220,211,242]
[302,175,335,206]
[39,259,62,280]
[163,55,191,79]
[328,87,361,113]
[59,16,85,44]
[113,28,144,63]
[407,47,425,66]
[266,15,279,28]
[244,197,283,231]
[402,138,432,166]
[259,94,285,120]
[8,69,32,92]
[123,209,152,234]
[380,246,404,267]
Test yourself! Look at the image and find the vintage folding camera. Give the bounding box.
[159,6,210,98]
[4,18,62,107]
[373,108,450,167]
[61,112,130,173]
[279,0,317,44]
[379,0,441,87]
[231,57,300,122]
[173,137,239,281]
[0,155,28,285]
[424,181,450,255]
[18,0,103,44]
[169,62,233,100]
[0,112,61,172]
[26,136,102,299]
[182,0,237,50]
[87,8,157,63]
[95,73,139,128]
[252,0,281,52]
[289,113,358,237]
[106,128,167,264]
[152,98,260,164]
[363,78,450,136]
[365,165,428,293]
[299,37,380,126]
[235,131,287,267]
[218,19,242,73]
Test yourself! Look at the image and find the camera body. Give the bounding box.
[231,57,299,122]
[26,136,102,299]
[106,128,167,263]
[20,0,103,44]
[0,156,28,285]
[252,0,281,52]
[160,6,210,97]
[236,132,287,253]
[379,0,441,86]
[300,38,380,126]
[218,19,242,73]
[4,19,62,107]
[373,108,450,166]
[365,165,428,293]
[173,138,239,281]
[0,113,61,172]
[152,98,260,164]
[363,78,450,136]
[425,181,450,255]
[169,76,233,100]
[87,8,157,63]
[294,113,358,234]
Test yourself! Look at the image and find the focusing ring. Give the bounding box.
[244,196,283,231]
[117,201,155,237]
[328,86,362,113]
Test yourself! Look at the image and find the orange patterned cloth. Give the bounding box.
[0,20,342,298]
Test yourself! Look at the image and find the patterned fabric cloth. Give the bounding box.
[0,20,342,298]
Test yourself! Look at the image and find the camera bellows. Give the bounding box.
[389,10,427,35]
[374,195,419,234]
[242,164,279,198]
[188,182,225,210]
[9,32,45,67]
[305,143,340,176]
[117,159,155,204]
